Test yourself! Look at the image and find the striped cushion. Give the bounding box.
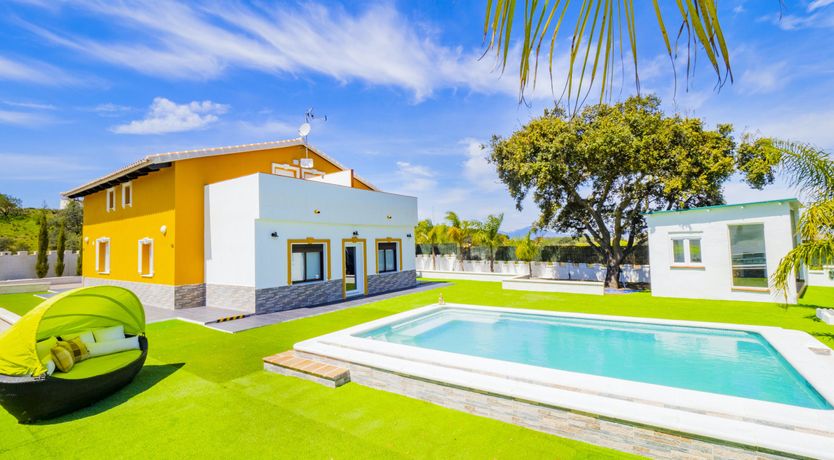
[51,346,74,373]
[56,337,90,363]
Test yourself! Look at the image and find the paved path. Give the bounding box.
[144,305,251,325]
[210,281,449,333]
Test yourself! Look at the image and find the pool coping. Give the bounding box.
[295,303,834,458]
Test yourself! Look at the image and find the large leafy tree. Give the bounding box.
[0,193,22,219]
[489,95,737,288]
[483,1,733,106]
[737,138,834,294]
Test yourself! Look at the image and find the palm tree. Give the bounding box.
[760,141,834,295]
[474,213,509,272]
[515,230,543,277]
[445,211,477,271]
[483,1,733,108]
[416,219,448,270]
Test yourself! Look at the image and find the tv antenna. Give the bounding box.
[298,108,326,169]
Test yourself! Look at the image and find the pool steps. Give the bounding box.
[263,350,350,388]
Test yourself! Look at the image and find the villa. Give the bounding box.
[62,139,418,313]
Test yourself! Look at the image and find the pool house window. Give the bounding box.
[377,242,398,273]
[671,237,702,265]
[729,224,768,288]
[291,244,325,283]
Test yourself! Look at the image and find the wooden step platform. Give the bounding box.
[263,350,350,388]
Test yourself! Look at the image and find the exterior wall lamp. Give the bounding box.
[270,232,279,239]
[352,231,359,236]
[406,233,412,238]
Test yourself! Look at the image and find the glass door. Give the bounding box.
[344,242,365,296]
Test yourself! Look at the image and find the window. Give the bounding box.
[96,238,111,274]
[671,237,702,265]
[122,182,133,208]
[291,244,325,283]
[377,242,397,273]
[272,163,299,178]
[729,224,768,288]
[106,188,116,212]
[137,238,153,277]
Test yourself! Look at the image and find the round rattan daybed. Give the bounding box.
[0,286,148,423]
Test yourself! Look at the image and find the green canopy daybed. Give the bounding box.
[0,286,148,423]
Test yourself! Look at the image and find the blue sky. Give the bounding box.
[1,1,833,231]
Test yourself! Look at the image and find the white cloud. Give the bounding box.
[460,138,503,190]
[0,152,97,181]
[0,109,50,126]
[21,2,547,102]
[739,61,789,95]
[1,100,55,110]
[393,161,437,195]
[0,55,77,85]
[91,103,132,115]
[750,109,834,150]
[809,0,834,12]
[111,97,228,135]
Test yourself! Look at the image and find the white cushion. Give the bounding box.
[93,325,125,343]
[63,330,96,345]
[41,356,56,376]
[87,336,140,357]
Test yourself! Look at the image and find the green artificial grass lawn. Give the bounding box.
[0,292,47,316]
[2,280,834,459]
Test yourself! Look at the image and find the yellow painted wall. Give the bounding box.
[82,167,176,284]
[173,145,369,284]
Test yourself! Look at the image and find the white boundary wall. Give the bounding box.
[502,275,604,295]
[416,255,649,283]
[0,251,80,281]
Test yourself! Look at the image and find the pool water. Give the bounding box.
[357,308,832,409]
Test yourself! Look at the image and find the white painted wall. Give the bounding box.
[204,174,260,287]
[0,251,80,281]
[206,173,418,290]
[646,200,800,304]
[807,267,834,288]
[416,255,650,283]
[502,275,604,295]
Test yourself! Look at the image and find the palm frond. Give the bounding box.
[483,0,733,109]
[772,140,834,198]
[772,238,834,293]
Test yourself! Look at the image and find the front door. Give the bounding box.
[344,242,365,297]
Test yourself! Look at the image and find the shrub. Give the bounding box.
[55,223,66,276]
[35,211,49,278]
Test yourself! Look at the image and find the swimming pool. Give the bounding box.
[357,307,831,409]
[295,304,834,457]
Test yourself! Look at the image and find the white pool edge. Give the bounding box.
[295,303,834,458]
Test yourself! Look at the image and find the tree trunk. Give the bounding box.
[605,258,621,289]
[431,246,437,270]
[528,261,533,278]
[489,251,495,272]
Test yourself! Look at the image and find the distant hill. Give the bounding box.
[0,207,81,252]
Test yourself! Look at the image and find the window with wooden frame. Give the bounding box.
[291,243,325,283]
[96,237,111,274]
[106,188,116,212]
[137,238,153,277]
[122,182,133,208]
[377,242,398,273]
[272,163,300,178]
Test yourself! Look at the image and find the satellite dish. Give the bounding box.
[298,122,311,137]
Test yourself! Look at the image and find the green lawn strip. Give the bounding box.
[0,292,45,316]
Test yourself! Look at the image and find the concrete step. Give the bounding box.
[263,350,350,388]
